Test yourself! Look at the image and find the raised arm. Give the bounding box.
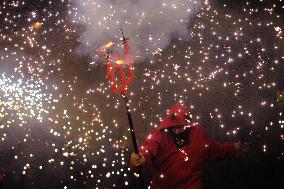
[199,126,237,161]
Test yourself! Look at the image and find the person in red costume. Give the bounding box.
[131,103,249,189]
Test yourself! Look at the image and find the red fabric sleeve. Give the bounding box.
[198,125,237,161]
[130,129,161,173]
[206,141,237,161]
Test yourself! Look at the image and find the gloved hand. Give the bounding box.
[235,141,250,157]
[131,153,145,167]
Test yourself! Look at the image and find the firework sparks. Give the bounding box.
[0,0,283,188]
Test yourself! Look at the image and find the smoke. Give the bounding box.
[70,0,203,61]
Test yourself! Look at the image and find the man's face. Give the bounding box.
[171,125,186,134]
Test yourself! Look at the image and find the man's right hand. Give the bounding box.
[131,153,145,167]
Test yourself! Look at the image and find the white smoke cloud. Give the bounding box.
[70,0,203,61]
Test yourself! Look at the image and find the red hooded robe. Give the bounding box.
[131,103,236,189]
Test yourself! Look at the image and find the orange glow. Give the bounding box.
[32,22,42,29]
[115,60,125,65]
[96,41,115,56]
[100,41,114,50]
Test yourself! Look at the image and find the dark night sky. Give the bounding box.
[0,0,284,189]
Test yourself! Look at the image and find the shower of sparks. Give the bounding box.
[0,73,49,124]
[0,0,283,188]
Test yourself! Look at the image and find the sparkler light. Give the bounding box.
[32,22,43,30]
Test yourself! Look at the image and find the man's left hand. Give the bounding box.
[235,141,250,157]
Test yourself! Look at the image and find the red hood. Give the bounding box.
[159,103,192,129]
